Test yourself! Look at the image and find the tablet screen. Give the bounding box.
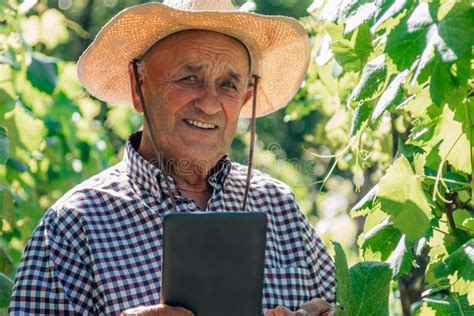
[161,212,268,316]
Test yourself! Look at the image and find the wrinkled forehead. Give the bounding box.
[139,29,253,75]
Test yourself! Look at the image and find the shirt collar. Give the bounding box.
[123,131,232,200]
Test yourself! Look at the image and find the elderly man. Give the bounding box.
[10,1,336,315]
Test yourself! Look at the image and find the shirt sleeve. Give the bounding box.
[9,209,96,315]
[294,196,337,304]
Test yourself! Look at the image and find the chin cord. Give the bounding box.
[132,59,178,212]
[131,59,258,213]
[242,74,259,212]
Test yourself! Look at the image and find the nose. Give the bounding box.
[194,85,222,115]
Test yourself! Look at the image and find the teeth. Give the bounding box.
[185,119,216,129]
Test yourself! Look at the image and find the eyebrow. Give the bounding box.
[182,64,243,83]
[184,64,206,73]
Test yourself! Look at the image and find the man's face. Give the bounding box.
[130,30,253,171]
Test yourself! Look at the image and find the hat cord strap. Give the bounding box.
[242,74,259,211]
[131,59,179,213]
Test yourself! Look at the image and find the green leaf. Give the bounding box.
[333,241,352,315]
[377,155,432,241]
[3,104,46,155]
[372,70,408,122]
[319,0,344,23]
[0,126,8,165]
[0,273,12,308]
[431,105,471,173]
[371,0,412,33]
[331,24,372,73]
[361,219,401,261]
[430,239,474,282]
[351,55,387,101]
[430,55,470,107]
[436,2,474,63]
[462,218,474,231]
[349,262,391,316]
[394,138,425,163]
[334,241,392,316]
[350,184,378,217]
[354,24,372,67]
[0,87,15,116]
[344,2,378,34]
[332,39,363,72]
[0,186,14,228]
[349,103,372,137]
[418,294,473,315]
[0,247,14,275]
[389,235,414,279]
[26,53,58,94]
[386,3,434,70]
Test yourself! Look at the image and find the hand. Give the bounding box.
[120,304,194,316]
[265,298,333,316]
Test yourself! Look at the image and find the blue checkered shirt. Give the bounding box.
[10,132,336,315]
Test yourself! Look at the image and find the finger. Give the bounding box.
[298,298,332,315]
[273,306,294,316]
[121,304,194,316]
[321,311,333,316]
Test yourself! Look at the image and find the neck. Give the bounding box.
[137,131,213,193]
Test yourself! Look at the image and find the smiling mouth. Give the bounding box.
[184,119,218,130]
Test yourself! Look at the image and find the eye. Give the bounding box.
[222,80,236,89]
[181,75,196,82]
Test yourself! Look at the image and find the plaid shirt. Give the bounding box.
[10,132,335,315]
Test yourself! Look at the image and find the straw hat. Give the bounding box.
[76,0,311,118]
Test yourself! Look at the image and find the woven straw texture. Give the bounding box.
[76,0,311,118]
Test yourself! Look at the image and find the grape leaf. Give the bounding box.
[361,219,401,261]
[3,105,46,156]
[0,247,14,275]
[418,294,473,315]
[0,273,12,308]
[386,3,434,70]
[430,105,471,173]
[349,262,391,316]
[371,0,413,33]
[334,241,391,316]
[0,88,15,116]
[319,0,344,22]
[350,184,378,217]
[388,235,414,279]
[351,55,387,101]
[0,186,14,229]
[345,2,377,34]
[436,1,474,62]
[429,239,474,282]
[332,24,372,72]
[349,103,372,137]
[332,39,364,72]
[334,242,353,315]
[26,53,58,94]
[0,126,8,165]
[377,155,432,241]
[372,70,408,122]
[430,55,470,107]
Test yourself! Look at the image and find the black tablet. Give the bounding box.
[161,212,268,316]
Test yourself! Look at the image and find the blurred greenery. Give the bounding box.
[0,0,473,315]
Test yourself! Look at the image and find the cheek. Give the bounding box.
[223,101,243,131]
[168,88,201,112]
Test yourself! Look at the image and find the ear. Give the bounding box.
[243,82,254,105]
[128,62,143,113]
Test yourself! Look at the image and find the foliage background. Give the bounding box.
[0,0,472,315]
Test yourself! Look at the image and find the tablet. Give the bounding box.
[161,212,268,316]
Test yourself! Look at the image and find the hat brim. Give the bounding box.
[76,3,311,118]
